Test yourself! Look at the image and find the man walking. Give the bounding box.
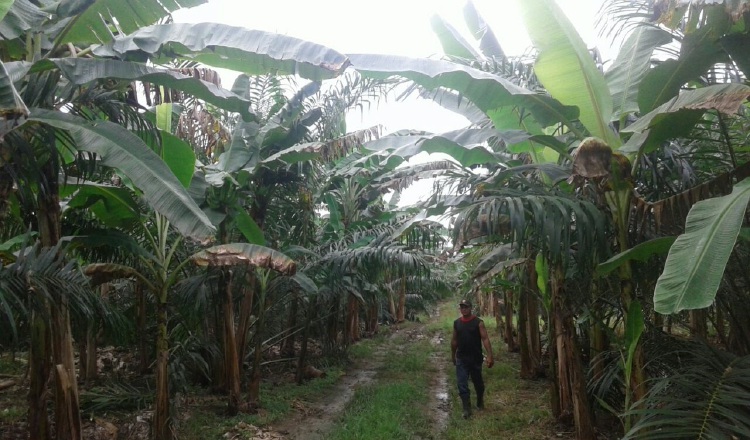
[451,299,494,419]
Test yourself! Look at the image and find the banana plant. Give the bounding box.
[0,2,352,438]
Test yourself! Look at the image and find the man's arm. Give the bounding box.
[451,327,458,365]
[478,321,494,368]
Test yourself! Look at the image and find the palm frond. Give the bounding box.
[81,380,153,413]
[623,341,750,439]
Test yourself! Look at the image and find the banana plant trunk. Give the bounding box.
[590,281,607,383]
[280,290,299,357]
[79,319,98,382]
[136,282,149,374]
[247,273,268,411]
[690,309,708,338]
[550,264,595,439]
[616,230,647,407]
[154,294,172,440]
[388,291,397,322]
[519,263,542,379]
[296,300,315,384]
[220,270,241,415]
[36,170,82,440]
[29,309,51,440]
[504,289,518,352]
[396,277,406,323]
[365,302,379,335]
[236,271,256,371]
[345,295,360,344]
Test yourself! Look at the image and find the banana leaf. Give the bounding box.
[430,14,481,60]
[637,19,728,113]
[0,59,27,137]
[517,0,619,147]
[95,23,349,81]
[606,25,672,119]
[463,1,504,60]
[54,0,207,44]
[621,83,750,155]
[30,108,215,243]
[654,177,750,314]
[347,53,579,129]
[596,236,676,276]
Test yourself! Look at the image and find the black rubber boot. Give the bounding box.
[461,395,472,419]
[477,392,484,410]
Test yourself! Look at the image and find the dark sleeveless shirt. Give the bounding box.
[454,316,483,363]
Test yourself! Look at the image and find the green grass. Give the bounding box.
[328,382,430,440]
[0,405,25,424]
[0,353,24,375]
[0,353,25,424]
[327,323,436,440]
[176,302,559,439]
[177,366,346,439]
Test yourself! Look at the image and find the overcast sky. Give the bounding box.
[173,0,609,59]
[173,0,611,134]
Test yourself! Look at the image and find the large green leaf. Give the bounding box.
[324,193,344,236]
[637,28,726,113]
[654,177,750,314]
[29,108,215,242]
[260,142,325,167]
[517,0,619,147]
[0,0,47,40]
[215,121,260,173]
[64,183,140,227]
[233,208,265,246]
[430,15,481,60]
[420,88,487,125]
[26,58,254,119]
[290,272,318,295]
[0,59,27,137]
[0,0,14,23]
[606,26,672,119]
[463,1,505,60]
[347,54,579,129]
[159,130,195,188]
[54,0,207,45]
[596,236,676,276]
[95,23,349,81]
[720,33,750,79]
[621,83,750,155]
[363,128,504,167]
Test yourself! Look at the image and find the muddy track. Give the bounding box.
[265,313,450,440]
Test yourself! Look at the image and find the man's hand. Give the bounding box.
[486,357,494,368]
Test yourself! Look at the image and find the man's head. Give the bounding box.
[458,299,472,316]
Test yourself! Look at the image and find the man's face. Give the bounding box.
[459,304,471,316]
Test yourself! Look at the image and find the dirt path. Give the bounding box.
[267,348,385,439]
[263,312,450,440]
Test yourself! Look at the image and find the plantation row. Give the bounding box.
[2,0,750,439]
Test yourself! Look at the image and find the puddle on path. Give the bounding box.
[427,309,451,437]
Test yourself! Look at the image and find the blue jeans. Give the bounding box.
[456,358,484,399]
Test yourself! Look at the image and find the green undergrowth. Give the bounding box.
[177,365,345,439]
[1,308,561,440]
[0,353,25,425]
